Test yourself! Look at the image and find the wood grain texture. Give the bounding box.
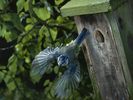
[113,0,133,78]
[75,14,129,100]
[60,0,127,17]
[61,0,111,17]
[107,0,133,98]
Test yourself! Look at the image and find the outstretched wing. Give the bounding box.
[55,61,80,98]
[30,47,60,82]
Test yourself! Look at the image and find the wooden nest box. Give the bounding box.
[61,0,133,100]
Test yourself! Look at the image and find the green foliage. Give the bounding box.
[0,24,17,42]
[0,0,8,10]
[0,0,95,100]
[16,0,25,13]
[33,7,51,21]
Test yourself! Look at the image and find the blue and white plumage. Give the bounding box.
[30,28,90,98]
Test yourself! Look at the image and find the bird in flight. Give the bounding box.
[30,28,90,98]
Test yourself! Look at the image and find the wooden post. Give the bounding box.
[61,0,133,100]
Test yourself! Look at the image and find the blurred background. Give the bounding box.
[0,0,94,99]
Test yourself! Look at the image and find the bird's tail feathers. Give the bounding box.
[55,63,80,98]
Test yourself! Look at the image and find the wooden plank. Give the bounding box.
[107,0,133,98]
[106,13,133,100]
[60,0,127,17]
[75,14,129,100]
[82,40,102,100]
[61,0,111,17]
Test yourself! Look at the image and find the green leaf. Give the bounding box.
[0,0,7,10]
[22,34,32,44]
[7,81,16,91]
[0,66,6,70]
[55,0,64,5]
[56,16,65,23]
[39,26,52,43]
[39,25,46,35]
[15,43,23,52]
[25,24,33,31]
[26,18,33,24]
[50,28,58,41]
[4,74,16,91]
[0,71,5,83]
[1,13,24,31]
[8,55,18,74]
[30,73,41,83]
[50,87,55,97]
[54,66,59,74]
[16,0,25,13]
[0,24,17,42]
[43,80,50,86]
[24,0,29,11]
[8,55,16,64]
[25,57,30,63]
[38,26,45,43]
[33,7,50,21]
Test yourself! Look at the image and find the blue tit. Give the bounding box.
[30,28,90,98]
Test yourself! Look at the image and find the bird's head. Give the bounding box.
[57,55,69,66]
